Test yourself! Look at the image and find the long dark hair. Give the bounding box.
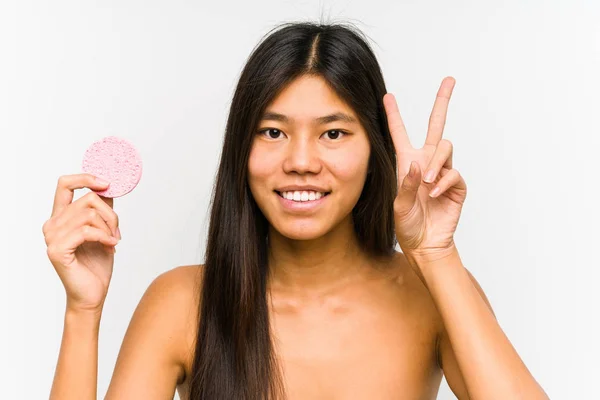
[186,21,399,400]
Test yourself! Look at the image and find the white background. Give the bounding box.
[1,1,598,399]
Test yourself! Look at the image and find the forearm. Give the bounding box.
[407,248,547,399]
[50,307,101,400]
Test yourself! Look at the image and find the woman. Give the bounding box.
[45,22,548,399]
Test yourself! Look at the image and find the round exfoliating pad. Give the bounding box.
[82,136,142,198]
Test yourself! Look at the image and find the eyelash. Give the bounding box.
[257,128,347,140]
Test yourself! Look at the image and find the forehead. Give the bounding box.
[260,75,359,124]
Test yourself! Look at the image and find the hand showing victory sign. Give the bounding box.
[384,77,467,261]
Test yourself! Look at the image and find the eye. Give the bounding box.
[257,128,347,140]
[322,130,346,140]
[257,128,286,139]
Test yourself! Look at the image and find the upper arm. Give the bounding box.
[437,268,495,400]
[104,265,201,399]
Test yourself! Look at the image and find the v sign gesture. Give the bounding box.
[385,77,467,265]
[385,78,550,398]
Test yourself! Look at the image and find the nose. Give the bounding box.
[282,134,322,175]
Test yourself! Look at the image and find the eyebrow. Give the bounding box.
[260,111,357,125]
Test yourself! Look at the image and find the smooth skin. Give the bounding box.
[46,76,548,399]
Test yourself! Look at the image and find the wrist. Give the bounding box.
[404,244,459,267]
[65,304,103,326]
[66,297,104,316]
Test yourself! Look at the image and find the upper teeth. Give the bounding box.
[281,191,327,201]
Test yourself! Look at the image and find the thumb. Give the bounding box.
[396,161,421,209]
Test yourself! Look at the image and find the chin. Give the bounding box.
[270,221,329,241]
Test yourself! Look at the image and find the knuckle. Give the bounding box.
[87,208,97,220]
[448,168,460,180]
[46,244,56,258]
[112,212,120,227]
[441,139,453,150]
[84,191,100,204]
[42,218,55,236]
[81,225,91,236]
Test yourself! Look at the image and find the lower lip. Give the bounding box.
[275,191,329,211]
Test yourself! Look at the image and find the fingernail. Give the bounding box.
[96,177,110,186]
[429,187,441,197]
[424,170,435,183]
[116,226,121,240]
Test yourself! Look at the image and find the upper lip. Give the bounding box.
[275,185,330,193]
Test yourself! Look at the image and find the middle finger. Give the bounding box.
[60,192,120,238]
[58,208,116,243]
[424,77,455,147]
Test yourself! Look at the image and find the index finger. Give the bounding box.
[383,93,413,152]
[51,174,112,217]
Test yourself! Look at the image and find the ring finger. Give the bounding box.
[423,139,453,184]
[429,168,466,198]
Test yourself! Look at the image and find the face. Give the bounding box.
[247,74,371,241]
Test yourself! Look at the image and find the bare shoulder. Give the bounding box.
[366,250,442,329]
[144,264,204,341]
[104,264,204,399]
[388,251,436,302]
[390,251,446,326]
[158,264,204,305]
[158,264,204,367]
[388,250,444,339]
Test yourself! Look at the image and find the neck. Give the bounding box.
[266,217,371,295]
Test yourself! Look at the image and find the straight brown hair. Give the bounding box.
[186,20,399,399]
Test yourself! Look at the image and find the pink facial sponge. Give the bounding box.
[82,136,142,198]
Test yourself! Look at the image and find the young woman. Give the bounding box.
[45,22,548,399]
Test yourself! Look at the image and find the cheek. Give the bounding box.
[247,144,278,192]
[328,146,370,183]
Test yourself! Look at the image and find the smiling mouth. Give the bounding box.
[274,190,331,200]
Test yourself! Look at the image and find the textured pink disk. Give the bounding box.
[82,136,142,198]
